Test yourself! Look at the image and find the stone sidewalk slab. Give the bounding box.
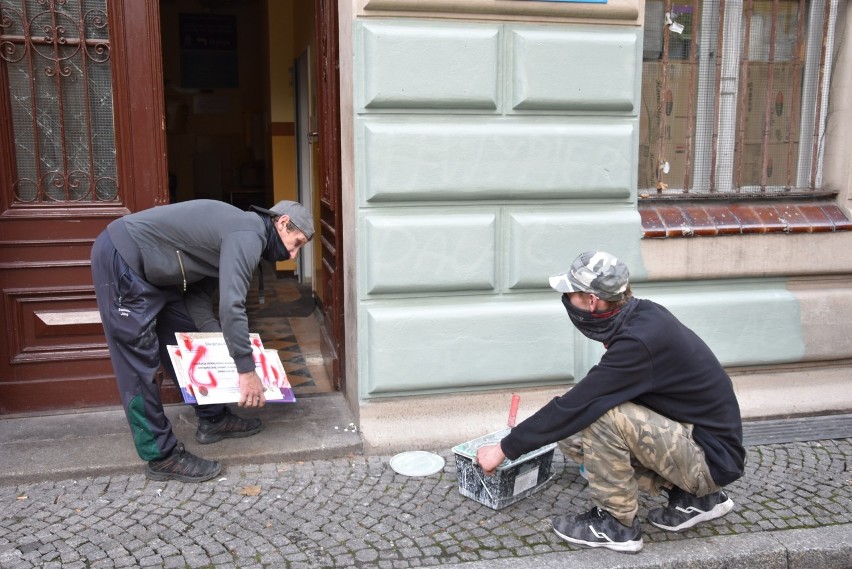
[0,394,361,485]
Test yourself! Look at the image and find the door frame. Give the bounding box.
[294,49,314,287]
[314,0,345,392]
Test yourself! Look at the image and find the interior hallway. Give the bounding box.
[243,260,334,397]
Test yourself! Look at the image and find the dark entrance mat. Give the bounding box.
[245,262,316,318]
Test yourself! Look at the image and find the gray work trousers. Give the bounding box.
[91,230,225,461]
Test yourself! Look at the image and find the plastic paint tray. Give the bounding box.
[452,428,557,510]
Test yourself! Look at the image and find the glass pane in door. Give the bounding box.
[0,0,117,203]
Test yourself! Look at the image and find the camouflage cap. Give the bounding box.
[548,251,629,301]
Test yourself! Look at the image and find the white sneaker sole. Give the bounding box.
[649,497,735,532]
[553,527,644,554]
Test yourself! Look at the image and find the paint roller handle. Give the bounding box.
[508,394,520,428]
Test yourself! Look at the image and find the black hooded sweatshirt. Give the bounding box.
[500,298,746,487]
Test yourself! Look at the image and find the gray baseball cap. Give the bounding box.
[251,200,314,241]
[549,251,629,301]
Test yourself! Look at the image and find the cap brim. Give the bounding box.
[249,205,278,217]
[549,274,576,293]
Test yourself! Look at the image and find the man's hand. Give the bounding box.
[475,444,506,476]
[238,370,266,408]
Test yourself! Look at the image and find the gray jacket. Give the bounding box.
[107,199,266,373]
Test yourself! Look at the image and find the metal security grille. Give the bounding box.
[0,0,117,203]
[640,0,838,197]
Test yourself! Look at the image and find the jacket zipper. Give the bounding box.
[175,250,187,292]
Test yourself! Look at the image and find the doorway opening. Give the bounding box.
[158,0,335,397]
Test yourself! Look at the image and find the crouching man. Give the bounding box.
[476,251,745,553]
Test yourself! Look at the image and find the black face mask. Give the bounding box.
[561,294,637,344]
[258,214,291,262]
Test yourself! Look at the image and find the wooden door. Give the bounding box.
[0,0,169,413]
[314,0,344,391]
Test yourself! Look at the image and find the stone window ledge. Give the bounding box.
[639,200,852,238]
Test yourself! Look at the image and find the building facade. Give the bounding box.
[1,0,850,455]
[345,0,852,451]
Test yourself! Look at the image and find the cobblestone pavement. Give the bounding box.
[1,439,850,569]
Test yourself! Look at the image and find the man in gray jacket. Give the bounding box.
[91,199,314,482]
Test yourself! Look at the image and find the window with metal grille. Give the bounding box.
[640,0,838,197]
[0,0,117,204]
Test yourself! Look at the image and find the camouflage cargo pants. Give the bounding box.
[558,401,719,526]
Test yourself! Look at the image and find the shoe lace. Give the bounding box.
[217,410,259,432]
[219,412,243,430]
[666,485,687,506]
[581,506,608,522]
[156,443,207,476]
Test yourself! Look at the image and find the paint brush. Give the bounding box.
[507,394,520,428]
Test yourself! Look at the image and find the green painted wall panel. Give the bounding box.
[358,21,501,110]
[637,281,806,367]
[352,18,807,400]
[362,211,497,295]
[363,296,574,396]
[359,119,636,202]
[554,281,805,382]
[506,207,645,290]
[362,281,806,397]
[510,27,640,112]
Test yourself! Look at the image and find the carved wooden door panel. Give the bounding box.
[0,0,168,413]
[314,0,344,391]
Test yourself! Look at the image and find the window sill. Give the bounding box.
[639,200,852,238]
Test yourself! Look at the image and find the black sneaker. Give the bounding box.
[145,443,221,483]
[552,507,643,554]
[195,408,263,444]
[647,486,734,532]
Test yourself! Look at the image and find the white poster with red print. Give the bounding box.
[167,332,295,405]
